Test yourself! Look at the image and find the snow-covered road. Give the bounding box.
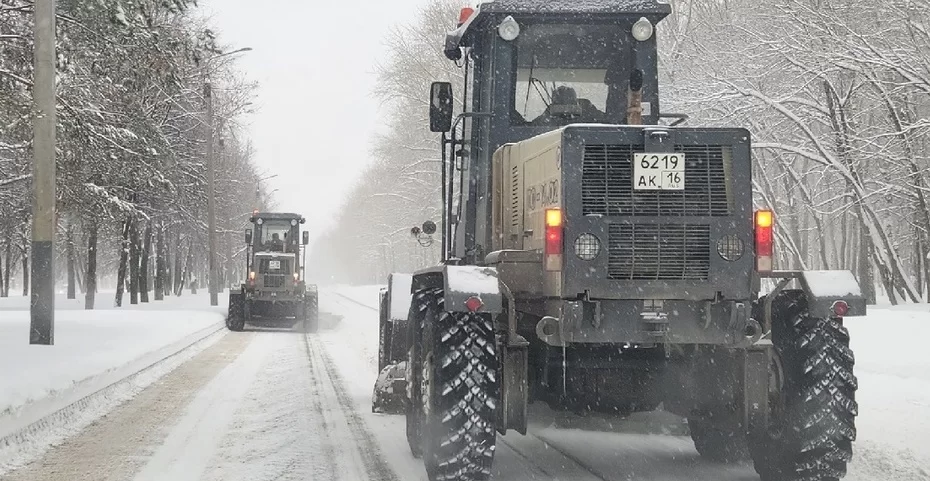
[3,287,927,481]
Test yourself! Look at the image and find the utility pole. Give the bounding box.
[30,0,56,345]
[200,48,250,307]
[204,83,218,307]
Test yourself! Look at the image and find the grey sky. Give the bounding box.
[199,0,431,240]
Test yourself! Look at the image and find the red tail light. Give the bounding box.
[755,210,774,272]
[545,209,563,271]
[465,296,483,312]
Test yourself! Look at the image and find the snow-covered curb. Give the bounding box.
[0,322,226,474]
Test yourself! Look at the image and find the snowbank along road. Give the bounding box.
[2,288,927,481]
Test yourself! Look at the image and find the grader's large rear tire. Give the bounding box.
[751,291,857,481]
[406,287,499,480]
[405,288,435,459]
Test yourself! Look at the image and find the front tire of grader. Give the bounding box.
[303,293,320,334]
[751,290,857,481]
[406,287,500,480]
[227,293,246,332]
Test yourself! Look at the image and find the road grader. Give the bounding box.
[227,211,319,333]
[374,2,865,480]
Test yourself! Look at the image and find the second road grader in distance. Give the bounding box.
[227,211,319,333]
[373,1,866,481]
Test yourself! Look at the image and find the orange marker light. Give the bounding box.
[755,209,774,271]
[755,209,773,229]
[546,208,563,228]
[544,209,563,271]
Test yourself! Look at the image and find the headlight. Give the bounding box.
[291,219,298,226]
[717,234,745,262]
[574,233,601,261]
[256,218,263,225]
[632,17,654,41]
[498,15,520,41]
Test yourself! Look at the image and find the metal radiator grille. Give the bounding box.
[262,274,285,288]
[582,144,730,217]
[608,224,711,280]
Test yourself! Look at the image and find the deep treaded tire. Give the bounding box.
[689,418,749,463]
[752,291,857,481]
[406,287,499,480]
[227,292,245,332]
[303,293,319,333]
[405,287,437,459]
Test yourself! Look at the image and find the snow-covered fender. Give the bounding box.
[412,265,503,314]
[798,270,867,318]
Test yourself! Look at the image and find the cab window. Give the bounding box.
[511,23,632,126]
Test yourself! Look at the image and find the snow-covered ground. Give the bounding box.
[0,292,227,474]
[326,284,930,480]
[0,292,226,416]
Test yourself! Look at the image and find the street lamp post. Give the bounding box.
[203,47,251,307]
[204,83,218,306]
[30,0,56,345]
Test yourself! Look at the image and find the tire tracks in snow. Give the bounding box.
[193,332,341,481]
[496,432,610,481]
[305,333,400,481]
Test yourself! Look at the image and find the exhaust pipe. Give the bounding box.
[627,68,644,125]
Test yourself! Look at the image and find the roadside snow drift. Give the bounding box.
[0,310,223,419]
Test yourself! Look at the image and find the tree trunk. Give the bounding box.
[129,217,140,305]
[75,251,85,294]
[856,206,877,304]
[174,229,183,296]
[66,220,76,300]
[186,238,196,294]
[85,218,98,309]
[140,222,152,303]
[21,247,28,297]
[155,220,166,301]
[3,242,11,297]
[115,218,131,307]
[917,230,924,301]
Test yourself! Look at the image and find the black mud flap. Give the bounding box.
[372,361,407,415]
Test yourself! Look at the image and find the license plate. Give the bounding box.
[633,153,685,190]
[269,260,281,270]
